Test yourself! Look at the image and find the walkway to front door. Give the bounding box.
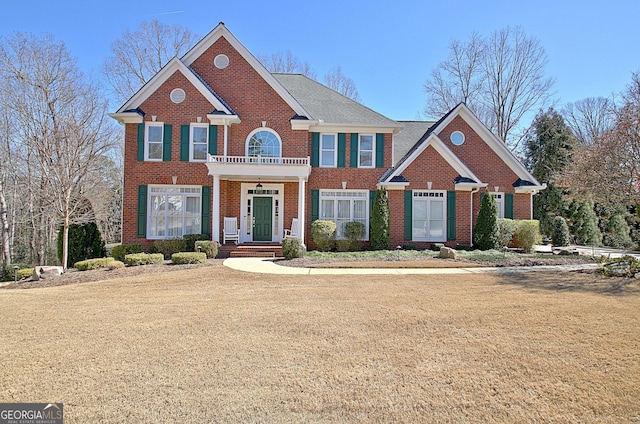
[253,196,272,241]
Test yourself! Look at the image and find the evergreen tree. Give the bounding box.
[568,199,602,246]
[604,214,633,249]
[524,108,576,236]
[370,188,390,250]
[551,216,571,246]
[57,222,106,267]
[474,191,499,250]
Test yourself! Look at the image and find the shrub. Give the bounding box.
[183,234,210,252]
[568,199,602,246]
[111,243,143,262]
[514,220,542,253]
[604,214,633,249]
[335,239,351,252]
[194,241,218,258]
[344,221,365,251]
[311,220,336,252]
[282,237,305,259]
[171,252,207,265]
[74,257,115,271]
[371,188,390,250]
[551,216,571,247]
[2,265,34,282]
[108,260,125,270]
[474,191,499,250]
[496,218,517,248]
[57,222,106,266]
[125,253,164,266]
[402,243,417,250]
[149,238,186,259]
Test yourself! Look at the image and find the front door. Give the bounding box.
[253,197,272,241]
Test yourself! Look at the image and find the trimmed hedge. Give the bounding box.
[194,240,218,258]
[125,253,164,266]
[514,220,542,253]
[282,237,305,259]
[311,220,336,252]
[496,218,517,248]
[149,238,186,259]
[112,244,143,262]
[171,252,207,265]
[345,221,365,251]
[183,234,210,252]
[74,257,115,271]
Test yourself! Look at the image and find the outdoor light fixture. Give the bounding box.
[427,181,432,189]
[13,265,19,283]
[172,176,178,185]
[342,181,347,189]
[255,179,263,194]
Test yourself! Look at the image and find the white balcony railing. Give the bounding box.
[208,155,310,166]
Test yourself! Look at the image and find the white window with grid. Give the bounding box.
[191,124,208,162]
[148,186,201,239]
[320,134,337,167]
[358,134,374,168]
[145,123,164,161]
[320,190,369,239]
[412,191,446,242]
[493,193,505,218]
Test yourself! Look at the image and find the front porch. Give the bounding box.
[218,242,283,259]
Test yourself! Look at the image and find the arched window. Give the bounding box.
[246,129,281,158]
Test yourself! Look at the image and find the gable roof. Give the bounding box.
[181,23,310,118]
[112,58,235,118]
[274,74,402,132]
[382,104,544,190]
[393,121,434,166]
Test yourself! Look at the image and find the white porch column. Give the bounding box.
[212,175,221,243]
[298,177,306,245]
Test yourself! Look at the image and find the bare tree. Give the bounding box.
[0,112,11,267]
[102,19,199,105]
[324,66,361,102]
[257,50,317,79]
[562,97,615,145]
[0,32,119,268]
[424,26,554,148]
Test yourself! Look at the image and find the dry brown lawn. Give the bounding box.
[1,262,639,423]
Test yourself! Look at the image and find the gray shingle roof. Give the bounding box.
[393,121,435,166]
[273,74,400,128]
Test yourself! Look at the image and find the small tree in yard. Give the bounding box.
[371,188,390,250]
[551,216,571,247]
[57,222,105,267]
[568,199,601,246]
[474,191,499,250]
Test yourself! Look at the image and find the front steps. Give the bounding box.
[218,243,283,259]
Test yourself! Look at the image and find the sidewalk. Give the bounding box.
[223,258,600,275]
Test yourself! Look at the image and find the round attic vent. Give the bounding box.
[170,88,186,104]
[214,54,230,69]
[450,131,465,146]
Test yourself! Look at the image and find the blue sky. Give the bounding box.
[2,0,639,121]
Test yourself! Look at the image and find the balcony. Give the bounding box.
[206,155,311,180]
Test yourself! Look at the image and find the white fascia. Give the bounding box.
[207,114,241,125]
[108,112,143,125]
[115,58,233,115]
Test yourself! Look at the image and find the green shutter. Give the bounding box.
[505,193,514,219]
[137,185,147,238]
[350,133,359,167]
[311,189,319,222]
[162,124,172,161]
[375,133,385,168]
[137,123,145,161]
[201,186,211,237]
[208,125,218,155]
[447,191,456,241]
[311,133,319,167]
[404,190,412,240]
[180,125,190,161]
[337,133,346,168]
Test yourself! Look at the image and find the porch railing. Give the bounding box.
[208,155,310,166]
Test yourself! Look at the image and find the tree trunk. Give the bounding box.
[0,175,10,267]
[61,214,69,270]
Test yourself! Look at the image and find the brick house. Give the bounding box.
[110,23,545,250]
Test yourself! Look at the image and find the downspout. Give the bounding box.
[469,187,480,247]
